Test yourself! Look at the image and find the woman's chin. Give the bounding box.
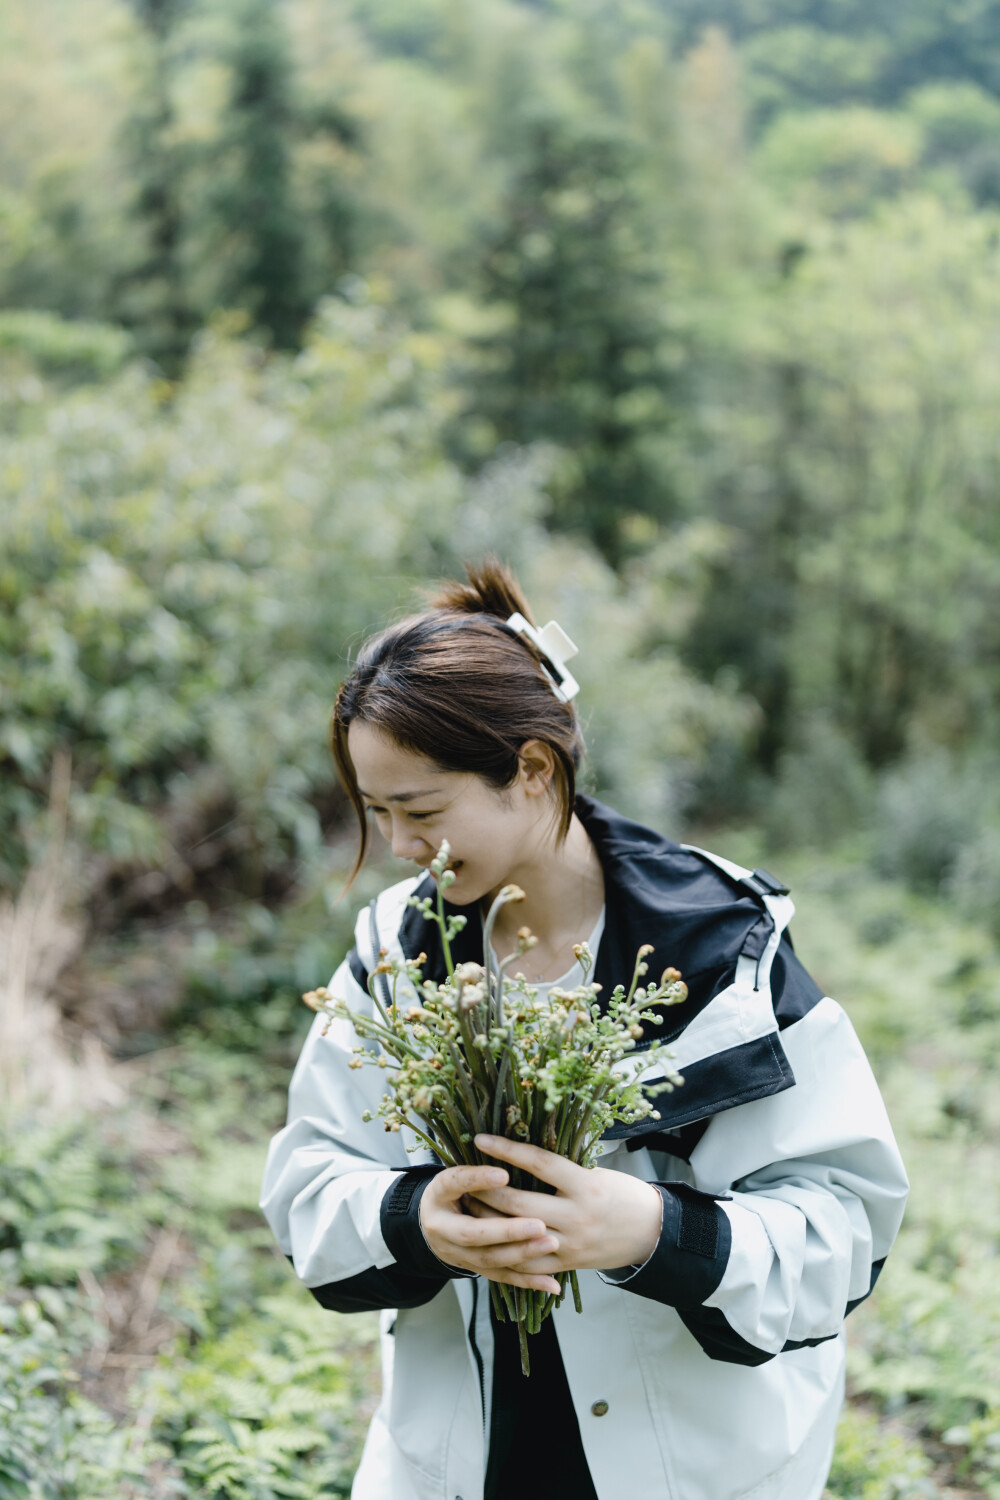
[434,863,486,907]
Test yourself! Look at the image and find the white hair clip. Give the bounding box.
[505,612,580,703]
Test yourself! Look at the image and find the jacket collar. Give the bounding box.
[397,794,795,1133]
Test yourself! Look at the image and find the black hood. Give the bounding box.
[394,795,812,1135]
[401,795,772,1027]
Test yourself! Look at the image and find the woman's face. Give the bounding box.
[346,720,554,907]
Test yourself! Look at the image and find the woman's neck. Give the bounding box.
[484,813,605,980]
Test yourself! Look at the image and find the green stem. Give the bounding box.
[341,1010,422,1061]
[492,1047,513,1135]
[481,886,521,1028]
[568,1098,599,1162]
[366,974,397,1033]
[435,879,455,979]
[518,1315,530,1377]
[456,1003,495,1096]
[624,948,651,1005]
[446,1039,484,1134]
[400,1116,456,1163]
[489,1281,506,1321]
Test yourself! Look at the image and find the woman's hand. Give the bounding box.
[418,1163,564,1294]
[419,1137,664,1292]
[464,1135,663,1279]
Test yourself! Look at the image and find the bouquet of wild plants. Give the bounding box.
[304,842,687,1375]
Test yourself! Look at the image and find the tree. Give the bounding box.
[462,109,675,562]
[118,0,196,371]
[678,197,1000,774]
[209,0,309,348]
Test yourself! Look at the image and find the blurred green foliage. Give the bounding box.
[0,1050,377,1497]
[0,293,753,895]
[3,0,999,894]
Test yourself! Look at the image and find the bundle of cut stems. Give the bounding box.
[305,843,687,1375]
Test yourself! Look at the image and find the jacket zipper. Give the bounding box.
[468,1278,487,1457]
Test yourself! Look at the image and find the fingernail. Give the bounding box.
[476,1134,497,1146]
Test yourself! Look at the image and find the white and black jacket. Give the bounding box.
[261,797,909,1500]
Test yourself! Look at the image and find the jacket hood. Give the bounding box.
[394,795,799,1136]
[401,795,775,1024]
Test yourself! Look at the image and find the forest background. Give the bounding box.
[2,0,1000,1496]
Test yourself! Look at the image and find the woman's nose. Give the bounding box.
[391,824,429,862]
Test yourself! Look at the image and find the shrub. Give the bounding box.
[872,751,996,895]
[765,715,873,852]
[948,827,1000,942]
[826,1404,933,1499]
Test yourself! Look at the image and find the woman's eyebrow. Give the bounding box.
[358,788,440,804]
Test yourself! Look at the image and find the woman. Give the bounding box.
[260,560,908,1500]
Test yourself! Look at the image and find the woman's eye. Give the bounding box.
[407,811,435,822]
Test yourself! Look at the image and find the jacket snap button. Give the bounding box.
[591,1400,609,1417]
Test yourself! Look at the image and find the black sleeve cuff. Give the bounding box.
[380,1166,476,1281]
[613,1182,732,1308]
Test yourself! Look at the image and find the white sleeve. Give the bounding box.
[700,998,908,1353]
[616,997,909,1364]
[259,892,431,1290]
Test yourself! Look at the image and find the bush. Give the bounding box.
[0,301,490,895]
[765,716,873,852]
[1,302,750,904]
[826,1403,933,1499]
[146,1291,376,1500]
[948,827,1000,942]
[872,751,998,895]
[0,310,133,380]
[0,1043,377,1499]
[0,1299,149,1500]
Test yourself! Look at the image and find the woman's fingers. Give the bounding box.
[482,1268,562,1295]
[432,1165,509,1202]
[446,1214,554,1250]
[474,1240,561,1272]
[474,1134,583,1192]
[468,1183,571,1227]
[461,1193,508,1220]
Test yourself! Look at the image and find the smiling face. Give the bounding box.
[346,720,556,907]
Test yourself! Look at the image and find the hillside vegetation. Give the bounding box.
[1,1,999,1495]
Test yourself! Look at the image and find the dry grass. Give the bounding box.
[0,750,121,1117]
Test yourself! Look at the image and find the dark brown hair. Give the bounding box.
[331,559,585,884]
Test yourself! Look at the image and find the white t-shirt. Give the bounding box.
[489,905,606,1000]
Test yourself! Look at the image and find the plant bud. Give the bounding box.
[454,962,485,984]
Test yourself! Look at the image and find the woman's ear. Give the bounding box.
[517,740,556,797]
